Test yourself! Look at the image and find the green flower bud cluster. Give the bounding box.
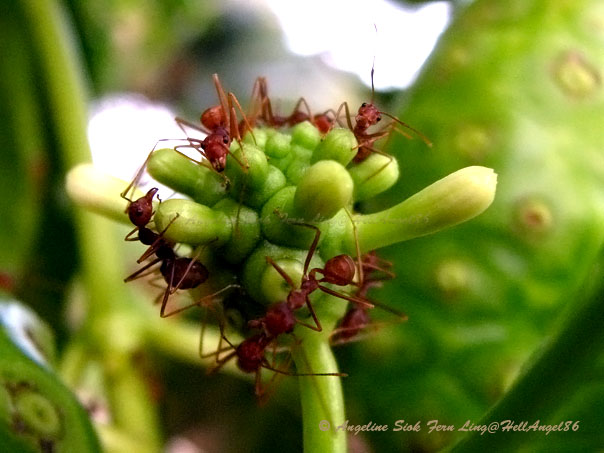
[69,121,496,314]
[67,111,496,453]
[146,122,404,303]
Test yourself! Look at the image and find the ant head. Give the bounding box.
[322,255,356,286]
[356,102,381,129]
[200,105,227,130]
[127,188,158,227]
[202,132,230,171]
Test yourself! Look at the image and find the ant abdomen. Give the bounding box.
[321,255,356,286]
[236,334,271,373]
[201,105,227,131]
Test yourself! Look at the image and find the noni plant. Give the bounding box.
[66,90,496,453]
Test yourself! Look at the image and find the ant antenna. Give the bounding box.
[370,58,376,104]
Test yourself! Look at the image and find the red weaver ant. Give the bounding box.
[206,331,345,399]
[330,250,407,345]
[122,199,233,319]
[119,74,254,205]
[335,66,432,167]
[261,220,373,336]
[174,74,253,173]
[247,77,335,134]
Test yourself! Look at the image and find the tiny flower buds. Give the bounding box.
[147,148,226,206]
[265,130,292,159]
[348,153,400,201]
[291,121,321,151]
[154,199,231,246]
[225,143,269,193]
[294,160,354,221]
[311,128,358,166]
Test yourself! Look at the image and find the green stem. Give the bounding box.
[292,331,347,453]
[17,0,161,450]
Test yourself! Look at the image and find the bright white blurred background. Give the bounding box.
[88,0,451,189]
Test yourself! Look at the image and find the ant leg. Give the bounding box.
[295,293,322,332]
[175,116,210,136]
[120,149,155,203]
[121,138,186,202]
[344,208,363,287]
[265,256,297,289]
[247,77,266,122]
[212,74,230,129]
[289,96,313,124]
[124,226,140,241]
[317,285,374,309]
[137,214,180,263]
[271,214,321,276]
[334,101,354,131]
[124,258,162,282]
[228,92,256,146]
[161,284,239,318]
[356,143,395,182]
[256,347,294,404]
[172,142,231,186]
[206,348,237,376]
[379,111,432,146]
[157,260,177,317]
[330,315,408,347]
[261,361,346,377]
[199,304,233,361]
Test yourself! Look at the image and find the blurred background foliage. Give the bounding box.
[1,0,604,452]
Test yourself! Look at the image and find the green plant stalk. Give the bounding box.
[292,325,346,453]
[16,0,161,450]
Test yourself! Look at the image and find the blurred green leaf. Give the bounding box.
[0,299,100,452]
[347,0,604,450]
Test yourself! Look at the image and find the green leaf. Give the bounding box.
[350,0,604,451]
[0,300,100,452]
